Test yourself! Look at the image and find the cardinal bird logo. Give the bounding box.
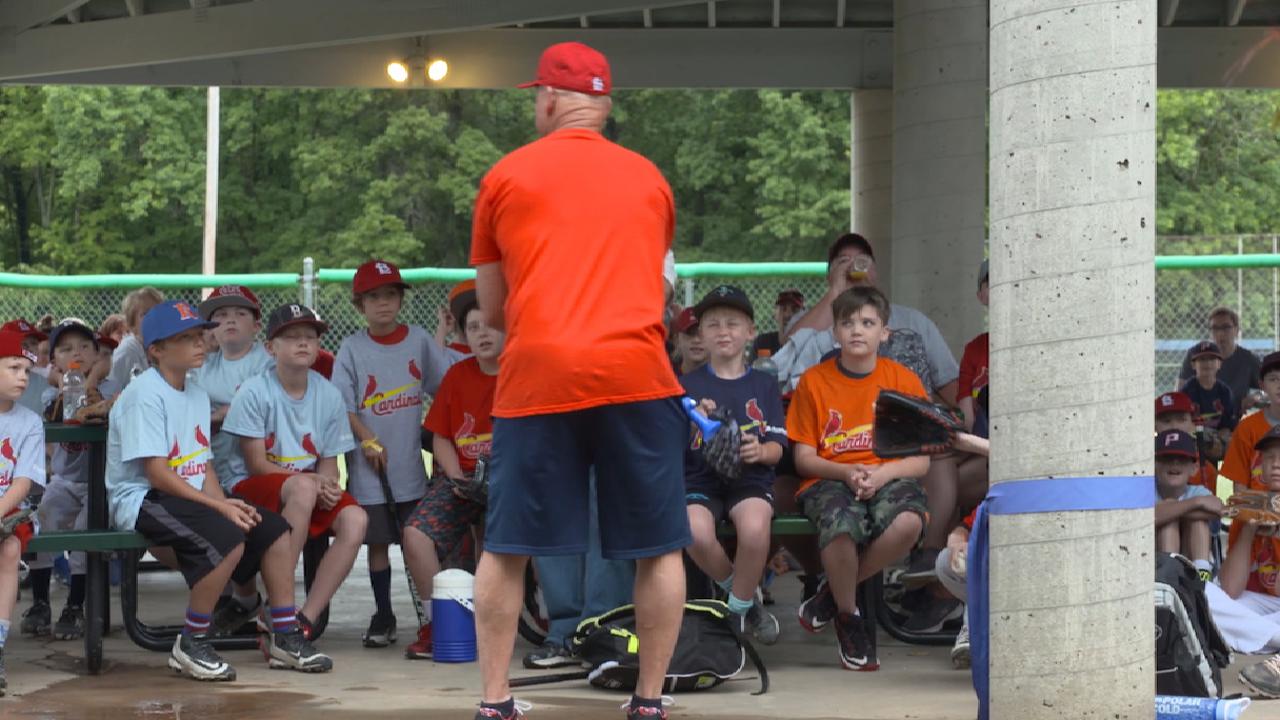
[168,438,181,460]
[265,433,276,452]
[301,433,318,457]
[195,425,209,448]
[361,371,421,415]
[453,412,492,459]
[821,410,843,441]
[362,375,379,406]
[408,359,422,381]
[742,398,766,434]
[0,438,12,487]
[168,428,211,472]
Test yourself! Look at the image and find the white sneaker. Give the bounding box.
[950,619,970,670]
[168,633,236,681]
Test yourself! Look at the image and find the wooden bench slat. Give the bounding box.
[29,531,149,553]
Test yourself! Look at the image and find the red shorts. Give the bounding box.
[232,473,359,539]
[11,520,32,553]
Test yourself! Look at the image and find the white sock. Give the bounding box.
[421,600,432,623]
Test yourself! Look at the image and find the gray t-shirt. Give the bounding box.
[332,326,464,505]
[107,334,148,395]
[1180,344,1260,415]
[0,403,47,509]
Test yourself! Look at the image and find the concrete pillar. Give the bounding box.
[852,89,894,297]
[988,1,1155,718]
[892,1,987,355]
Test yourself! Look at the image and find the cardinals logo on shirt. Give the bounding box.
[167,426,210,478]
[267,431,319,472]
[1256,541,1280,594]
[453,413,493,460]
[0,438,14,491]
[820,409,871,454]
[360,361,423,416]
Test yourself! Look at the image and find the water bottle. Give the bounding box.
[751,351,784,393]
[1155,695,1250,720]
[62,362,86,422]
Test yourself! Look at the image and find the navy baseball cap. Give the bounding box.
[142,300,217,348]
[1189,340,1223,361]
[694,285,754,321]
[48,320,99,353]
[1256,426,1280,452]
[1155,429,1198,460]
[266,303,328,340]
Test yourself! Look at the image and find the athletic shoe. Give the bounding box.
[52,605,85,640]
[903,596,963,633]
[797,576,836,633]
[741,599,780,646]
[210,594,260,636]
[622,698,673,719]
[260,610,317,639]
[406,623,433,659]
[523,642,578,669]
[20,601,51,636]
[835,612,878,671]
[297,611,315,641]
[951,618,971,670]
[899,548,940,588]
[168,633,236,681]
[1240,654,1280,698]
[799,573,821,604]
[363,611,397,648]
[474,700,531,719]
[268,628,333,672]
[0,648,7,696]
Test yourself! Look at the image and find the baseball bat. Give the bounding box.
[375,465,427,629]
[509,670,592,688]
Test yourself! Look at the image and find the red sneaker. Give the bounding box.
[406,623,433,659]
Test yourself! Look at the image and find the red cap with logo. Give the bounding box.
[518,42,612,96]
[674,307,699,334]
[0,331,38,364]
[198,285,262,320]
[353,259,410,296]
[1,319,47,341]
[1155,392,1195,417]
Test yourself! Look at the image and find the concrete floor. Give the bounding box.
[1,549,1278,719]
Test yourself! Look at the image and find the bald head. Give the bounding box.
[534,86,613,136]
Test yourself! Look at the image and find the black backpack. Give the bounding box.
[571,600,769,695]
[1155,553,1231,697]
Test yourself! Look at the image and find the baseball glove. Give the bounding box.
[448,456,490,506]
[702,406,743,481]
[0,508,33,540]
[872,389,964,459]
[1227,490,1280,513]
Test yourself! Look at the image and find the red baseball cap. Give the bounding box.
[96,333,119,350]
[518,42,612,96]
[674,307,699,334]
[353,259,410,296]
[0,331,38,364]
[1,319,46,341]
[776,290,805,308]
[199,285,262,320]
[1155,392,1195,416]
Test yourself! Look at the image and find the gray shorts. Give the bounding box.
[362,499,419,546]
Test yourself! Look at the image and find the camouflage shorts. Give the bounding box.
[406,478,485,560]
[797,478,928,549]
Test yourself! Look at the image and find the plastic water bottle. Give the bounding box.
[61,362,86,422]
[752,351,784,393]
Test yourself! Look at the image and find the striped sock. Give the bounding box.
[270,606,298,634]
[183,609,211,637]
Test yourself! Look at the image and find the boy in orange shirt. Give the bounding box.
[1221,352,1280,493]
[786,286,930,672]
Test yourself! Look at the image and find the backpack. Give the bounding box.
[571,600,769,695]
[1154,553,1232,697]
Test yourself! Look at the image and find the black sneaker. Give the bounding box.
[363,611,397,648]
[474,700,530,719]
[903,597,963,633]
[52,605,85,640]
[797,576,836,633]
[20,601,51,636]
[523,642,579,669]
[741,599,780,645]
[799,573,821,604]
[899,548,940,588]
[0,647,7,696]
[297,611,315,641]
[268,628,333,672]
[624,699,671,719]
[835,612,878,671]
[210,594,261,637]
[168,633,237,681]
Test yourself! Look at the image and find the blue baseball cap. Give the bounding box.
[142,300,217,348]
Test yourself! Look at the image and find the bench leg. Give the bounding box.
[84,551,105,674]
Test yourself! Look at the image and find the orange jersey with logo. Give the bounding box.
[423,357,496,476]
[1228,521,1280,596]
[470,128,681,418]
[786,357,928,495]
[1221,411,1275,490]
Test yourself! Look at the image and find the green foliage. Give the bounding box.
[0,87,852,275]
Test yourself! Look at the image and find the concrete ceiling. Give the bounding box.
[1,0,1279,88]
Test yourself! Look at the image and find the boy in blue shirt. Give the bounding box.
[220,304,366,638]
[681,286,787,644]
[106,301,331,681]
[1154,429,1224,583]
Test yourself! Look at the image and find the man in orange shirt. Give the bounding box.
[469,42,689,720]
[1221,352,1280,493]
[787,286,930,672]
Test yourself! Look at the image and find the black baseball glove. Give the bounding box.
[872,390,964,459]
[448,455,490,505]
[703,406,743,481]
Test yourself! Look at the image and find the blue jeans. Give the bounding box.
[533,473,635,647]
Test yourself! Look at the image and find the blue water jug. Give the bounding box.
[431,569,477,663]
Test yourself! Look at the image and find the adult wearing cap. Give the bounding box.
[470,41,689,720]
[1178,307,1262,416]
[3,320,49,416]
[751,290,805,359]
[1222,352,1280,493]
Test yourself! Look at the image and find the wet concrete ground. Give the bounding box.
[1,548,1276,719]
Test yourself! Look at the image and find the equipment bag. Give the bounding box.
[571,599,769,695]
[1155,553,1232,698]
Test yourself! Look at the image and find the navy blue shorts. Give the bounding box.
[484,396,691,560]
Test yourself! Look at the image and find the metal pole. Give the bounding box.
[201,86,220,298]
[1238,235,1244,315]
[1273,235,1277,350]
[682,278,694,308]
[302,256,316,308]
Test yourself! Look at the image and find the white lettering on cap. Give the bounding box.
[1161,395,1173,407]
[375,262,393,275]
[592,77,604,92]
[290,304,303,318]
[1164,433,1178,447]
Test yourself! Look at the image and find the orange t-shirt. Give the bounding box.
[1221,411,1276,490]
[1192,461,1220,494]
[1228,521,1280,596]
[786,356,928,496]
[470,128,681,418]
